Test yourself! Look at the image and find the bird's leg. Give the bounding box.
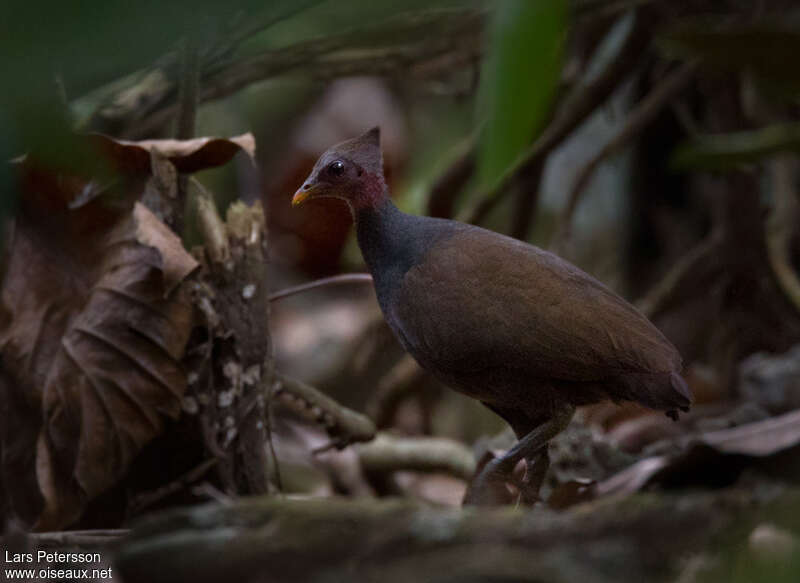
[464,404,575,506]
[516,449,550,505]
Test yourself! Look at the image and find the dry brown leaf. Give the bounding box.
[2,129,256,527]
[699,408,800,456]
[92,133,256,174]
[592,409,800,501]
[1,188,197,528]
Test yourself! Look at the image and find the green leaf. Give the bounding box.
[671,122,800,171]
[475,0,567,191]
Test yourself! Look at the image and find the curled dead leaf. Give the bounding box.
[1,193,197,529]
[92,133,256,174]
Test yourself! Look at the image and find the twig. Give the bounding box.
[574,0,657,18]
[367,354,427,428]
[191,482,234,506]
[550,60,699,253]
[264,378,283,493]
[459,8,653,225]
[426,138,475,218]
[268,273,373,302]
[636,233,724,319]
[274,373,376,449]
[89,9,485,138]
[766,155,800,314]
[356,432,476,481]
[205,1,328,66]
[176,39,199,141]
[129,458,219,514]
[510,157,546,241]
[173,37,200,234]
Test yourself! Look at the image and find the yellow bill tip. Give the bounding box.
[292,187,313,207]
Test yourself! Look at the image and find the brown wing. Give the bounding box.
[391,228,681,383]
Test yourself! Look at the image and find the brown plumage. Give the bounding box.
[293,128,691,504]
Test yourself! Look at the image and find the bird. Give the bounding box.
[292,127,692,505]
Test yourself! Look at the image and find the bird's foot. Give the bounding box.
[462,454,516,506]
[463,449,551,507]
[513,451,550,506]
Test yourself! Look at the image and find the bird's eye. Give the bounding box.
[328,160,345,176]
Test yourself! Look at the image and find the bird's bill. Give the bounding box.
[291,185,317,206]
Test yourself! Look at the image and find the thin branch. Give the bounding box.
[636,233,724,319]
[264,377,283,493]
[426,137,476,219]
[510,156,546,241]
[274,373,376,449]
[550,60,699,253]
[172,38,200,234]
[89,8,485,138]
[129,458,218,514]
[176,39,199,141]
[268,273,373,302]
[190,482,234,505]
[459,9,653,225]
[766,155,800,314]
[205,1,328,66]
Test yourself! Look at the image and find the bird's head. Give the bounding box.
[292,127,386,212]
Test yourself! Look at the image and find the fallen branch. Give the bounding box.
[115,489,794,583]
[459,9,653,225]
[356,432,476,481]
[268,273,373,302]
[273,373,376,449]
[550,60,699,253]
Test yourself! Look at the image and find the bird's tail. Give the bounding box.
[664,372,692,421]
[612,371,693,420]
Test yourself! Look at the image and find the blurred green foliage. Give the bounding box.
[475,0,567,191]
[0,0,266,248]
[660,21,800,98]
[672,123,800,171]
[242,0,488,53]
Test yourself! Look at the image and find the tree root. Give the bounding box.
[273,373,376,451]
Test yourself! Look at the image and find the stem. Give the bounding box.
[268,273,373,302]
[173,36,200,234]
[766,156,800,314]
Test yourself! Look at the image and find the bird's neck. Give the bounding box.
[351,172,387,211]
[355,197,406,275]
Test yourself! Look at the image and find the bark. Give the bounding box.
[187,194,274,496]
